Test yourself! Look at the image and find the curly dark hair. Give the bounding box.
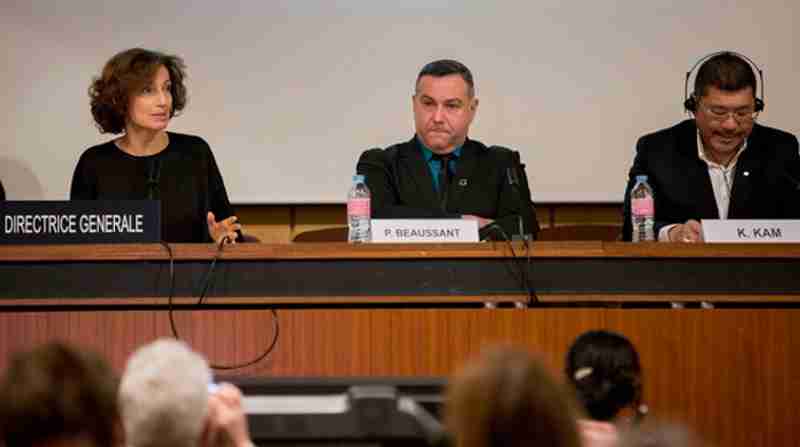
[89,48,188,134]
[0,342,120,447]
[565,330,643,421]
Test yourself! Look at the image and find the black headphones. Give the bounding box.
[683,50,765,113]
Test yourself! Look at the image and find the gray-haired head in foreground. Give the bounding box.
[119,338,212,447]
[416,59,475,97]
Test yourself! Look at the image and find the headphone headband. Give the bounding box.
[683,51,765,113]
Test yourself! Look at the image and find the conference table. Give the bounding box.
[1,241,798,447]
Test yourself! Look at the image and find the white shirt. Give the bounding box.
[657,132,747,241]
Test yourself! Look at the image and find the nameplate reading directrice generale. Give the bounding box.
[0,201,161,244]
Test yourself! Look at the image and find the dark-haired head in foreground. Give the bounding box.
[0,342,121,447]
[446,346,581,447]
[565,330,644,422]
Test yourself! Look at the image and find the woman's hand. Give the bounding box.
[207,212,241,244]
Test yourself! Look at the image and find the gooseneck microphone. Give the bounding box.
[506,152,527,240]
[145,158,162,200]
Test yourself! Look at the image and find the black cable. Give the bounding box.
[160,238,280,371]
[513,227,538,305]
[210,308,280,371]
[486,221,531,303]
[484,223,538,304]
[196,236,227,305]
[159,241,180,339]
[522,231,536,306]
[503,153,538,305]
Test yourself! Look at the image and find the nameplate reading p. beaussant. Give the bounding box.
[0,200,161,244]
[371,219,479,243]
[701,219,800,243]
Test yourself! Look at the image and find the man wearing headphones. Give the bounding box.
[622,52,800,242]
[356,59,538,240]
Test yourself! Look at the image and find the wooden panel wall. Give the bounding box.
[1,308,797,447]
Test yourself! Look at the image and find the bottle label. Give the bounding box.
[347,198,370,217]
[631,198,654,216]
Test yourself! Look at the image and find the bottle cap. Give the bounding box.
[353,174,365,183]
[635,175,648,182]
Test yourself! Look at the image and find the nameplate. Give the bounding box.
[371,219,479,243]
[701,219,800,243]
[0,201,161,244]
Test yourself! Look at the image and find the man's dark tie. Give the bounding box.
[435,154,451,210]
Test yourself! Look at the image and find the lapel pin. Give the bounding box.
[459,179,468,187]
[743,171,750,177]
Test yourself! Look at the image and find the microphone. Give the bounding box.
[506,165,519,186]
[506,152,527,240]
[145,158,161,200]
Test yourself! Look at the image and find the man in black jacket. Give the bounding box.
[357,59,538,240]
[622,52,800,242]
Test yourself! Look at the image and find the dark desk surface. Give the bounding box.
[2,242,799,306]
[1,242,799,447]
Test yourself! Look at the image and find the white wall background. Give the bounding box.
[2,1,797,203]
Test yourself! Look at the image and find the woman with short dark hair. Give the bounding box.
[71,48,240,243]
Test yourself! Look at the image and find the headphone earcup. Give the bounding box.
[755,97,765,112]
[684,95,697,112]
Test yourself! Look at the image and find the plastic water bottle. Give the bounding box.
[630,175,655,242]
[347,175,371,243]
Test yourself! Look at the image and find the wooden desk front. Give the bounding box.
[1,242,799,447]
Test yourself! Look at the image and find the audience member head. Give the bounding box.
[119,338,251,447]
[446,346,581,447]
[413,59,478,154]
[119,338,212,447]
[0,342,120,447]
[89,48,187,134]
[618,422,705,447]
[565,330,644,423]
